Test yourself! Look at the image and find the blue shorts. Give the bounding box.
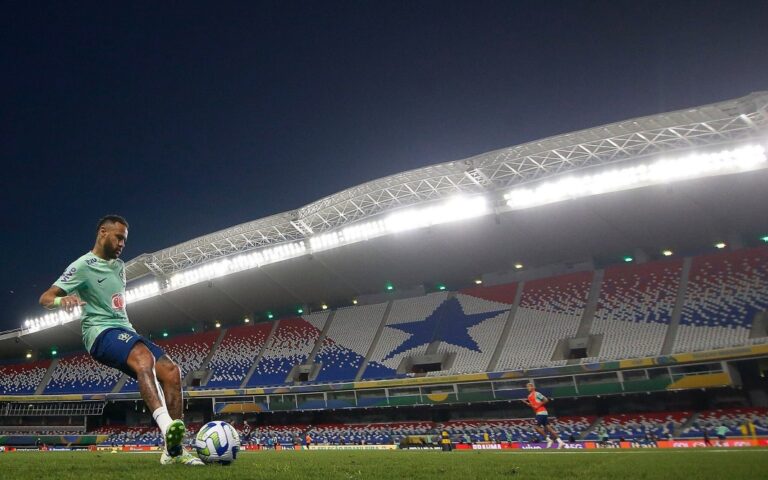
[89,327,166,379]
[535,414,549,427]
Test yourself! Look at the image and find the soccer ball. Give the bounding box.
[194,421,241,465]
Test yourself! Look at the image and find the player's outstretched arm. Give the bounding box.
[39,286,85,312]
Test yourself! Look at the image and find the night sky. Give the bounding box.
[2,0,767,331]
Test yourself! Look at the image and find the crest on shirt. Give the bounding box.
[111,293,125,311]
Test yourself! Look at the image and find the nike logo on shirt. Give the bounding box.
[97,278,106,284]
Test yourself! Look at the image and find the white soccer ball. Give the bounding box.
[194,421,241,465]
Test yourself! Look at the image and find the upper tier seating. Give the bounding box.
[246,313,328,387]
[0,360,50,394]
[431,286,515,375]
[674,246,768,353]
[206,323,272,388]
[590,259,682,360]
[362,292,449,379]
[43,353,122,394]
[312,302,388,383]
[496,272,593,371]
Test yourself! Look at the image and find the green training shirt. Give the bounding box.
[53,251,136,352]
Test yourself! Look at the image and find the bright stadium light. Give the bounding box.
[244,316,250,324]
[321,303,328,310]
[715,242,727,249]
[504,144,767,210]
[168,241,308,290]
[267,312,274,320]
[514,263,524,270]
[215,321,221,328]
[474,279,483,285]
[761,235,768,243]
[352,299,358,305]
[297,307,304,314]
[662,249,673,257]
[385,195,489,233]
[25,352,32,359]
[623,256,634,263]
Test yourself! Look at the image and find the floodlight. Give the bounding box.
[352,299,358,305]
[514,263,524,269]
[437,284,447,291]
[386,282,395,291]
[215,322,221,328]
[162,331,168,338]
[623,256,633,263]
[297,307,304,314]
[267,312,274,320]
[761,235,768,243]
[662,250,673,257]
[51,348,58,356]
[474,279,483,285]
[714,242,726,249]
[321,304,328,310]
[244,317,250,324]
[25,352,32,359]
[505,144,767,210]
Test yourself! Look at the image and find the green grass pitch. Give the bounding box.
[1,449,767,480]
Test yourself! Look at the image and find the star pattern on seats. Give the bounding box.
[384,298,507,360]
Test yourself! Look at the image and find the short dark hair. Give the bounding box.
[96,214,129,233]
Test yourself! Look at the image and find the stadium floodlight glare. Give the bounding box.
[623,256,633,263]
[437,284,447,291]
[25,352,32,359]
[51,348,58,356]
[474,279,483,285]
[385,195,489,233]
[385,282,395,291]
[126,281,160,304]
[662,249,673,257]
[504,144,767,210]
[761,235,768,243]
[267,312,274,320]
[162,331,169,338]
[168,241,308,291]
[23,304,84,333]
[215,321,221,328]
[244,317,250,324]
[297,307,304,314]
[321,303,328,310]
[514,263,524,270]
[352,299,358,305]
[715,242,727,249]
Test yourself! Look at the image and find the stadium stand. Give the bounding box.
[586,412,690,441]
[674,246,768,353]
[362,292,449,379]
[439,416,593,442]
[0,360,51,394]
[431,289,513,375]
[681,407,768,437]
[206,323,272,388]
[312,302,388,382]
[305,421,433,445]
[590,259,682,360]
[43,353,122,394]
[246,313,329,387]
[122,330,219,392]
[496,272,593,371]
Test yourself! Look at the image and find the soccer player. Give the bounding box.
[522,382,565,448]
[39,215,203,465]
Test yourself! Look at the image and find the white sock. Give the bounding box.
[152,406,173,435]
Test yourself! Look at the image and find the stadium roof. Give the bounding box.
[2,91,768,358]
